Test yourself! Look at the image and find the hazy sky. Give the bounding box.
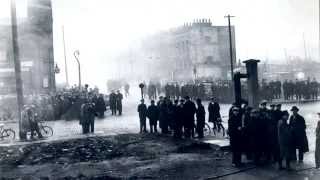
[0,0,319,89]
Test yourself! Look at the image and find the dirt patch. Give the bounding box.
[0,134,231,179]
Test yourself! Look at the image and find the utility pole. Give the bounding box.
[62,26,69,86]
[224,14,235,80]
[11,0,25,139]
[73,50,81,88]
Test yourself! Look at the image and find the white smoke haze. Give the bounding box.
[0,0,318,91]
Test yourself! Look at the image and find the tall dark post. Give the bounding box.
[224,15,235,80]
[11,0,25,139]
[233,72,247,106]
[139,83,145,99]
[244,59,260,109]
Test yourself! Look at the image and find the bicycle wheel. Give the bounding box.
[203,123,211,136]
[215,124,226,137]
[2,129,15,140]
[40,126,53,137]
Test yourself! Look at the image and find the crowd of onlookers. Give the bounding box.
[137,95,312,170]
[137,96,222,139]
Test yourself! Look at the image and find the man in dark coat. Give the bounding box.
[138,99,148,133]
[259,100,272,163]
[289,106,309,162]
[109,91,117,115]
[208,98,221,129]
[268,104,279,162]
[272,104,283,163]
[173,99,184,139]
[80,100,96,134]
[228,107,243,167]
[196,98,205,138]
[183,96,196,138]
[147,100,159,133]
[95,94,106,118]
[159,97,169,134]
[116,90,123,115]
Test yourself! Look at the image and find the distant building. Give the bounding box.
[0,0,55,95]
[140,19,236,82]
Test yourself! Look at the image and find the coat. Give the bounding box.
[208,102,221,122]
[196,104,206,128]
[289,114,309,152]
[147,105,159,124]
[182,100,196,128]
[228,114,242,152]
[80,103,95,125]
[137,104,147,119]
[278,120,294,159]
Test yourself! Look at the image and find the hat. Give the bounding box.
[260,100,267,105]
[290,106,299,111]
[232,107,240,111]
[270,104,275,107]
[276,104,282,107]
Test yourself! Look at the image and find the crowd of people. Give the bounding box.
[261,78,319,101]
[228,101,309,170]
[137,95,312,170]
[145,81,234,103]
[19,85,108,139]
[143,78,320,104]
[137,96,221,139]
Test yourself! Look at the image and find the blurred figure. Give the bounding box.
[109,90,117,115]
[138,99,148,133]
[116,90,123,115]
[124,83,130,98]
[278,111,294,170]
[196,98,205,139]
[95,94,106,118]
[208,98,221,130]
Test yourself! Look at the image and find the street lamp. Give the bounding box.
[73,50,81,88]
[54,63,60,74]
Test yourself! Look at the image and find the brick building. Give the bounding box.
[0,0,55,95]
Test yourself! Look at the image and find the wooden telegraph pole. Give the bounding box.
[224,14,235,80]
[11,0,25,139]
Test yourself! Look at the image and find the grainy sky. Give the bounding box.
[0,0,318,88]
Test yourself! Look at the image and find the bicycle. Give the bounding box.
[203,122,212,136]
[212,119,226,137]
[38,121,53,137]
[0,123,15,140]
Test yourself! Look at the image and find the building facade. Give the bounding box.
[0,0,55,95]
[140,19,236,82]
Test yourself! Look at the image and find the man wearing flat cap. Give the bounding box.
[289,106,308,163]
[259,100,272,162]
